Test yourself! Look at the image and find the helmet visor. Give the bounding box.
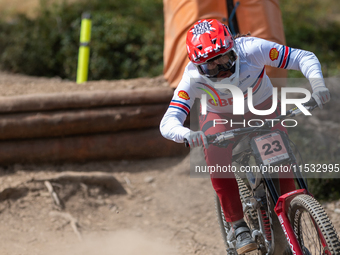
[196,49,237,77]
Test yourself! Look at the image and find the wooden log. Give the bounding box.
[0,88,174,113]
[0,104,168,140]
[0,128,188,164]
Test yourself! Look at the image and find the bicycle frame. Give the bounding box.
[274,189,309,255]
[230,126,312,255]
[241,137,313,255]
[190,99,323,255]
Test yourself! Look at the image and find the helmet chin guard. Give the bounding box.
[201,54,240,93]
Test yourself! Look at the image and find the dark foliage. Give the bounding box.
[0,0,164,80]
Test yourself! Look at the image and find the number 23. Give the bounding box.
[262,140,282,156]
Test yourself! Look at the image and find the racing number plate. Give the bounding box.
[253,132,289,165]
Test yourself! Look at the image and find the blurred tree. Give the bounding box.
[0,0,164,80]
[0,0,339,81]
[280,0,340,77]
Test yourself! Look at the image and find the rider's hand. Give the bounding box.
[312,87,330,109]
[184,131,209,149]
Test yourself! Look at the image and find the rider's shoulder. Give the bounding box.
[236,37,274,63]
[186,61,198,72]
[236,37,269,52]
[236,36,267,45]
[184,61,201,78]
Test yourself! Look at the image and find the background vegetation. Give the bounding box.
[279,0,340,199]
[288,122,340,200]
[281,0,340,78]
[0,0,339,81]
[0,0,164,80]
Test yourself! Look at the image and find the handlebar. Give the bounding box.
[184,97,318,147]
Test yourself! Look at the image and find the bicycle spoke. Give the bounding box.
[299,211,325,254]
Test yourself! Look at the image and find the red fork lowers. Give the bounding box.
[261,210,272,241]
[274,189,309,255]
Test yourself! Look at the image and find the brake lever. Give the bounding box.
[286,98,318,117]
[206,134,217,145]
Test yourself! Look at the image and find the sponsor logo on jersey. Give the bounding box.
[243,67,265,100]
[239,74,251,85]
[269,48,279,61]
[208,98,233,106]
[178,90,190,100]
[196,82,223,106]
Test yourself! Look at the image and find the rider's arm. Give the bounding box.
[244,37,325,90]
[242,37,329,107]
[160,70,195,143]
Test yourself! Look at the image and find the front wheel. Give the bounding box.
[288,194,340,255]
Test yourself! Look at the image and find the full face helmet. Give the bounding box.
[186,19,239,86]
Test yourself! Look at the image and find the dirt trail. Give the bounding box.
[0,71,338,254]
[0,156,227,255]
[0,155,340,255]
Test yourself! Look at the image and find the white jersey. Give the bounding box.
[160,37,325,143]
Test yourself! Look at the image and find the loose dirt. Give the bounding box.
[0,71,339,255]
[0,155,227,255]
[0,71,169,96]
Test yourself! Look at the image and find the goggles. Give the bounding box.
[196,49,237,77]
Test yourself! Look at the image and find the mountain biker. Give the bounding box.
[159,19,330,254]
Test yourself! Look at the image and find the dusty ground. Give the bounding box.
[0,156,229,255]
[1,152,340,255]
[0,1,338,254]
[0,71,227,255]
[0,71,169,96]
[0,71,338,255]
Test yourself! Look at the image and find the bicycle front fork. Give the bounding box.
[274,189,309,255]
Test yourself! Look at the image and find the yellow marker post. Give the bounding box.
[76,12,92,84]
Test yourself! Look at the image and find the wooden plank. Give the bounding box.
[0,129,188,164]
[0,88,174,113]
[0,104,168,140]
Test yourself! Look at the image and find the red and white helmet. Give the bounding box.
[186,19,239,84]
[186,19,234,64]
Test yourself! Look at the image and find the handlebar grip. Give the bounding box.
[303,97,317,107]
[184,139,189,147]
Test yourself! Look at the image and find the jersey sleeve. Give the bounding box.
[245,37,325,90]
[159,72,196,143]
